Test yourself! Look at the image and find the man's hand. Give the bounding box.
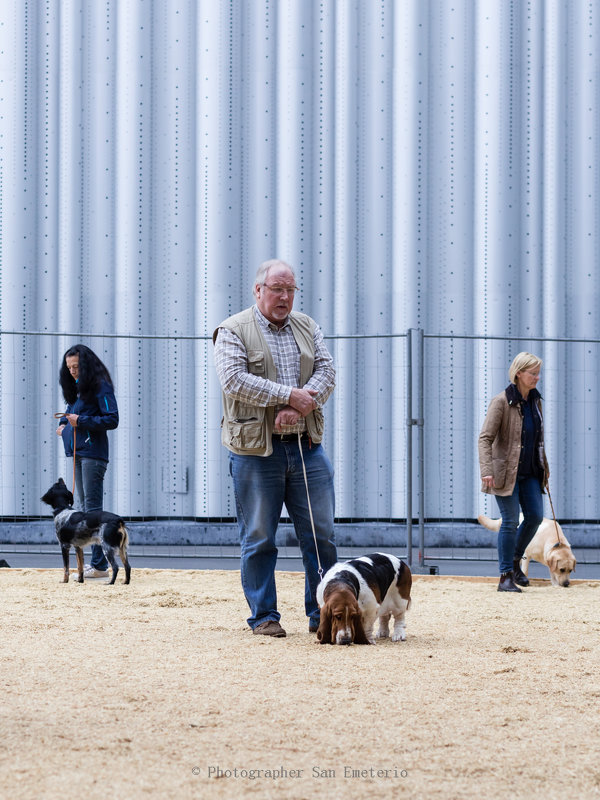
[288,387,318,417]
[274,407,301,431]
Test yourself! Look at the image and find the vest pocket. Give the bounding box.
[311,407,324,437]
[247,351,265,374]
[228,420,265,450]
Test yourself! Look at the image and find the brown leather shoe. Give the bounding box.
[252,620,287,637]
[512,559,530,587]
[497,571,522,593]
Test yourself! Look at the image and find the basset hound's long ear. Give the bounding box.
[351,612,372,645]
[316,606,332,644]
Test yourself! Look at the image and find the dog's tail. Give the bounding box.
[118,522,132,584]
[119,522,130,550]
[477,513,501,533]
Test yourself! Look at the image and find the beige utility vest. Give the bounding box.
[213,307,325,456]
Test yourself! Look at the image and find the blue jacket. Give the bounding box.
[60,379,119,462]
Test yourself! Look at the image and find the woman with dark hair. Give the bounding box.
[56,345,119,578]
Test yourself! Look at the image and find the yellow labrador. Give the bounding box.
[477,514,576,587]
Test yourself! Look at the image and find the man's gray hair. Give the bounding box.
[253,259,296,297]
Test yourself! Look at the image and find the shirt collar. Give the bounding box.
[506,383,542,406]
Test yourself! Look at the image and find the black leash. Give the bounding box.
[544,478,562,548]
[54,412,76,494]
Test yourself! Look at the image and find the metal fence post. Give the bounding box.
[417,327,425,568]
[407,328,430,573]
[406,329,413,566]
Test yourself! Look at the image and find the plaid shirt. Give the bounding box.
[214,306,335,432]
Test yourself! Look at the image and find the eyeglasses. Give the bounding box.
[262,284,300,296]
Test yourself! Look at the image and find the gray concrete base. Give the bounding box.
[2,519,600,547]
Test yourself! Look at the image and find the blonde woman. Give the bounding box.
[478,353,549,592]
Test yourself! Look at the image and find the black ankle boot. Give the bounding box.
[512,559,529,587]
[497,571,522,592]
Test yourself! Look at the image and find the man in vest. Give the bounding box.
[213,259,338,638]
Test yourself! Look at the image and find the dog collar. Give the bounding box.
[52,507,72,517]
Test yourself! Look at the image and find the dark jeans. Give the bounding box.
[73,456,109,570]
[494,476,543,574]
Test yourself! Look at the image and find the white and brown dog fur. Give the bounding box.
[316,553,412,645]
[478,513,576,587]
[41,478,131,584]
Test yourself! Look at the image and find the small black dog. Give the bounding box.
[41,478,131,584]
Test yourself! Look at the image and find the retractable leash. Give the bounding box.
[54,412,76,495]
[297,430,324,580]
[544,477,562,548]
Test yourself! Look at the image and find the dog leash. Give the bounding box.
[297,430,324,580]
[544,477,562,548]
[54,412,76,494]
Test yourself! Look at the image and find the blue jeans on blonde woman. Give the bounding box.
[494,476,543,574]
[229,438,338,630]
[73,456,109,571]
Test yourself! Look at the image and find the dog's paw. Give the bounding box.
[391,630,407,642]
[376,630,389,639]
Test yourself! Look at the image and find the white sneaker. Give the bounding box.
[82,564,110,579]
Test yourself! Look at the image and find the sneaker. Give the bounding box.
[82,564,110,579]
[308,619,320,633]
[252,620,287,638]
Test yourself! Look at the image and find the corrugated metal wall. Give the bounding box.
[1,1,599,520]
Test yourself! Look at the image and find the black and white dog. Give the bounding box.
[316,553,412,645]
[41,478,131,584]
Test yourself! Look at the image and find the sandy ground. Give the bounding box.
[1,567,599,800]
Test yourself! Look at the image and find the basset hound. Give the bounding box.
[316,553,412,645]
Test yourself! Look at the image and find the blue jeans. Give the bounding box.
[73,456,109,570]
[229,438,338,629]
[494,476,543,574]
